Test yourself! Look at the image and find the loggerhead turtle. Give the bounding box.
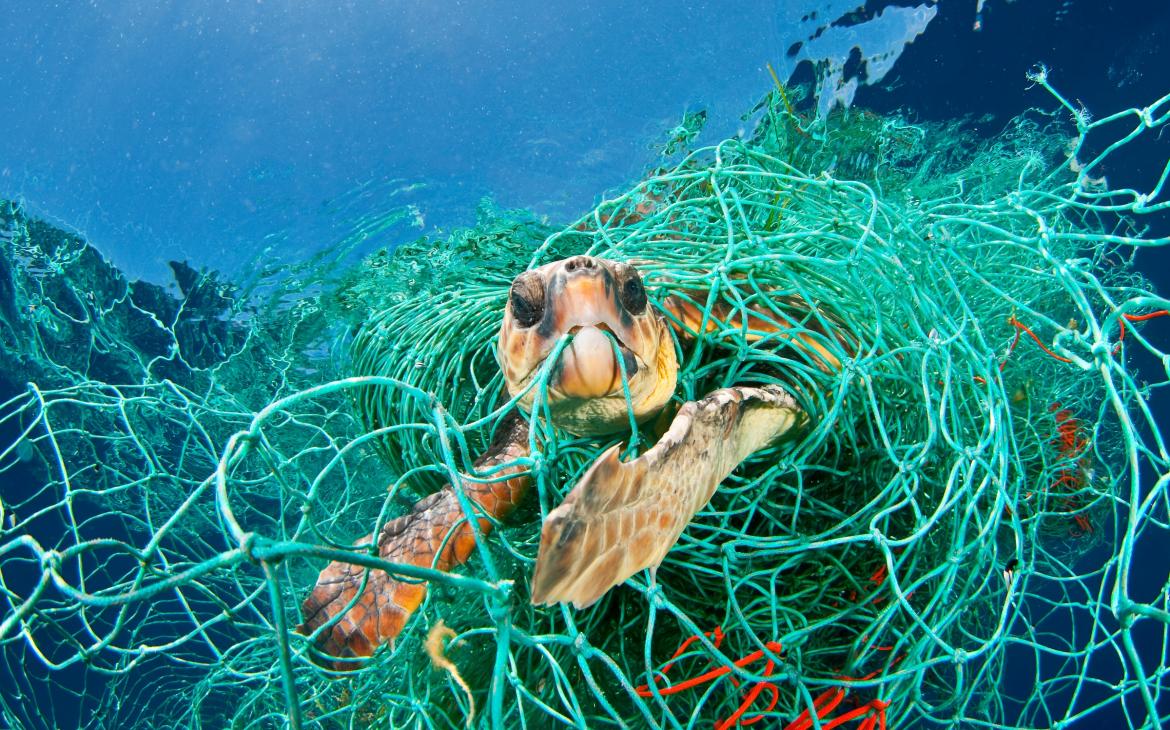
[298,255,847,669]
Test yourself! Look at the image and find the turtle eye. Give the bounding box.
[619,270,647,315]
[509,274,545,328]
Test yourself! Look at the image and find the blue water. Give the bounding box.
[1,1,1168,728]
[4,1,1164,283]
[1,0,803,283]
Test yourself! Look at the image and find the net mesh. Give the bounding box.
[1,73,1169,729]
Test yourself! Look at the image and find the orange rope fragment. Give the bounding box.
[1041,402,1096,535]
[662,626,725,677]
[1122,310,1170,322]
[820,702,878,730]
[783,687,847,730]
[1000,324,1024,370]
[641,629,896,729]
[1007,316,1073,363]
[1117,309,1169,351]
[637,641,783,696]
[637,629,783,729]
[822,698,890,730]
[785,689,890,730]
[979,309,1165,382]
[716,680,780,730]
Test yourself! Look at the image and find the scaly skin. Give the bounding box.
[530,384,804,608]
[297,412,529,670]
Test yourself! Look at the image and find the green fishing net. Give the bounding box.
[2,73,1169,729]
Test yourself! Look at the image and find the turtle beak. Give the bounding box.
[553,324,639,398]
[545,258,642,397]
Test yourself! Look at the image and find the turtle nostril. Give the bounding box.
[565,256,597,272]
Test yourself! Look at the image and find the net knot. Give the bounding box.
[840,357,859,379]
[645,581,665,607]
[1115,600,1137,629]
[238,531,259,563]
[40,548,60,572]
[487,583,513,615]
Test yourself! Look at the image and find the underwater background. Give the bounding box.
[1,1,1169,728]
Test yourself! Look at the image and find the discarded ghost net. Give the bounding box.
[1,75,1169,729]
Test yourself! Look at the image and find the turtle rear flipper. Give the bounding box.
[299,412,530,670]
[530,385,805,608]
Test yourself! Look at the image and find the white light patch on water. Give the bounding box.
[790,3,940,119]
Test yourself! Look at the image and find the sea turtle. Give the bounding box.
[298,255,846,669]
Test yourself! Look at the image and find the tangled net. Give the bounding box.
[1,74,1168,729]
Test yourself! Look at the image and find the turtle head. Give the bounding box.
[497,256,678,436]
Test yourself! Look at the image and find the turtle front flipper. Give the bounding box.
[299,412,530,670]
[530,385,805,608]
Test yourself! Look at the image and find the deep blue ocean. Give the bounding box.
[1,2,1168,728]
